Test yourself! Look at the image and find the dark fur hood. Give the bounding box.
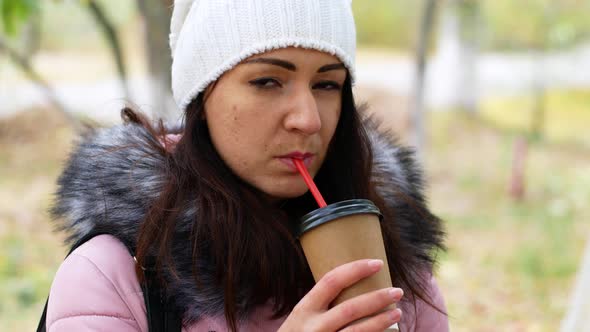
[51,118,445,323]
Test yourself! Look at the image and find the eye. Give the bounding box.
[249,77,282,89]
[313,81,342,91]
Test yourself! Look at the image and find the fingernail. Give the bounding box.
[368,259,383,270]
[390,308,402,321]
[388,288,403,300]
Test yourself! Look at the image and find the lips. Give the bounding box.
[277,152,315,171]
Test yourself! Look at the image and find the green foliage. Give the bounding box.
[4,0,589,53]
[481,0,590,50]
[352,0,421,49]
[0,0,39,36]
[428,106,590,330]
[480,89,590,146]
[353,0,590,51]
[40,0,135,51]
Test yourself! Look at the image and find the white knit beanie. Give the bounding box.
[170,0,357,110]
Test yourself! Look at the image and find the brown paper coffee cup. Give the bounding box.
[296,199,399,331]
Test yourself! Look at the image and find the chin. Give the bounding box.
[261,183,310,201]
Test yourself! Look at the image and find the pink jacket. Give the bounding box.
[47,235,448,331]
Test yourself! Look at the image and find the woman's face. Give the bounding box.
[203,47,347,200]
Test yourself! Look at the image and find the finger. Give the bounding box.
[302,259,384,311]
[321,287,403,330]
[339,308,402,332]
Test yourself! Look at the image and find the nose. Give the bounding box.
[283,88,322,135]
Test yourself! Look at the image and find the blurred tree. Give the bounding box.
[0,0,40,59]
[0,0,84,132]
[411,0,439,158]
[137,0,177,123]
[435,0,481,115]
[509,136,527,201]
[2,0,178,123]
[20,10,40,57]
[478,0,590,139]
[0,37,84,131]
[0,0,132,131]
[455,0,480,115]
[481,0,590,51]
[352,0,420,50]
[85,0,130,99]
[529,2,556,141]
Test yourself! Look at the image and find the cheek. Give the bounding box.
[319,100,342,140]
[207,104,264,175]
[210,106,241,146]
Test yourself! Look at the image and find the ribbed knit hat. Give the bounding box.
[170,0,357,110]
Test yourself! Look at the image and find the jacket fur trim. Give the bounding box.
[50,117,445,322]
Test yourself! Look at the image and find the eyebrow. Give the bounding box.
[242,58,346,73]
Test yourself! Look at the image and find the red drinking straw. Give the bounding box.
[293,158,327,208]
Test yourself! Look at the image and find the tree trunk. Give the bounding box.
[530,2,553,141]
[509,136,527,201]
[531,56,546,141]
[411,0,438,159]
[21,12,41,59]
[438,0,479,114]
[456,0,480,115]
[136,0,178,124]
[86,0,130,99]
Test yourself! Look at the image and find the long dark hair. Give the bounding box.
[131,74,444,330]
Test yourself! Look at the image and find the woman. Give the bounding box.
[45,0,448,331]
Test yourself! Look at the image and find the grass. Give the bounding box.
[0,90,589,330]
[480,89,590,147]
[0,108,72,331]
[424,108,590,331]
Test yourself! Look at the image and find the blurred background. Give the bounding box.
[1,0,589,331]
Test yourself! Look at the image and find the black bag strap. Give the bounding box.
[36,232,182,332]
[36,290,50,332]
[140,258,183,332]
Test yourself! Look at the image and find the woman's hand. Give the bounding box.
[278,259,403,332]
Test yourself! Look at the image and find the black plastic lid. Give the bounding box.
[296,199,382,238]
